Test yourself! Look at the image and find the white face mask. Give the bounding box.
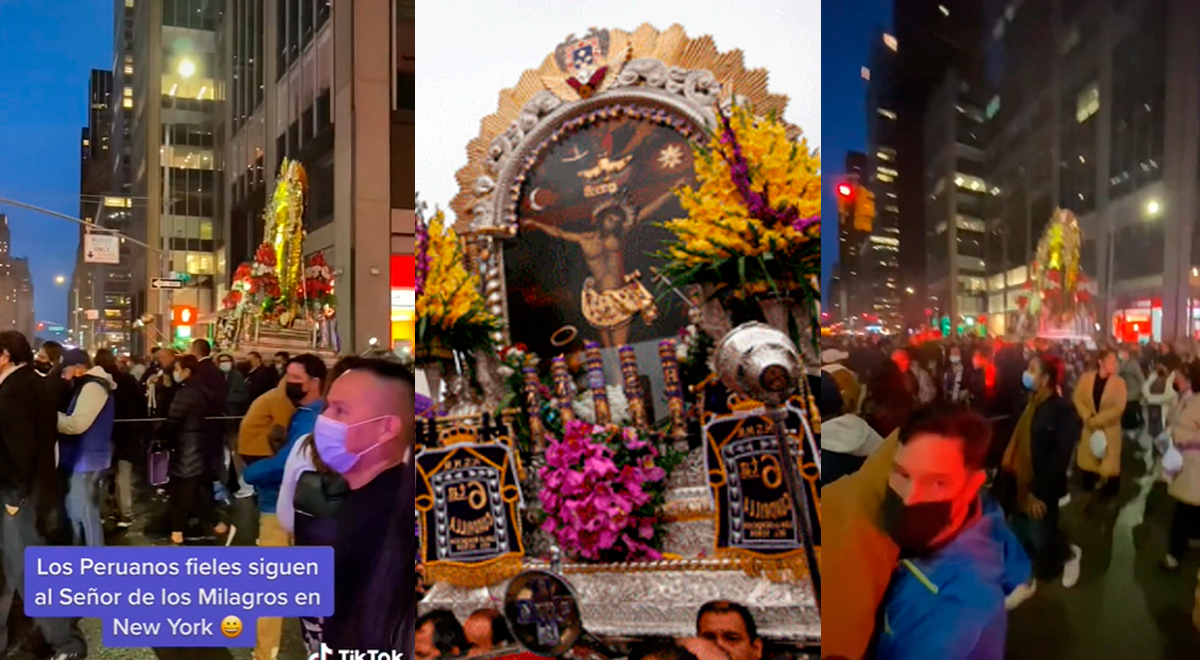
[219,362,232,373]
[949,355,961,364]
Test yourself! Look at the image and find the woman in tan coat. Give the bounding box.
[1163,361,1200,570]
[1073,350,1127,493]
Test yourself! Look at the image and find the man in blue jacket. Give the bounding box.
[873,404,1031,660]
[56,349,115,547]
[244,353,326,660]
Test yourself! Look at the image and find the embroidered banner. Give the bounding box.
[416,443,524,587]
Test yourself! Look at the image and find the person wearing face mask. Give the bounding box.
[872,405,1031,660]
[942,346,976,405]
[54,349,116,547]
[217,353,249,416]
[313,358,415,654]
[1161,362,1200,571]
[1074,350,1127,494]
[242,353,327,660]
[1002,355,1083,589]
[157,355,233,546]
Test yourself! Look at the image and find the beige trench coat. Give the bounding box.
[1073,371,1127,478]
[1167,394,1200,506]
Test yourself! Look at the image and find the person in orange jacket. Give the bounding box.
[236,378,296,481]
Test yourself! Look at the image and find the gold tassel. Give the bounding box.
[424,553,525,589]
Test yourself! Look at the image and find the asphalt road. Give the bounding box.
[5,478,310,660]
[1006,429,1200,660]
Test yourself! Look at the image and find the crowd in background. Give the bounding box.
[822,333,1200,659]
[0,330,415,660]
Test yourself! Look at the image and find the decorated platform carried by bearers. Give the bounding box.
[415,24,820,651]
[217,159,339,363]
[1011,208,1098,340]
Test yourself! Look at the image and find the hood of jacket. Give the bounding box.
[77,366,116,390]
[821,414,884,457]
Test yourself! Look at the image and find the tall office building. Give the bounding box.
[982,0,1197,341]
[221,0,414,352]
[863,30,903,331]
[837,151,869,327]
[0,215,35,339]
[924,70,990,330]
[72,68,136,350]
[892,0,985,324]
[127,0,224,347]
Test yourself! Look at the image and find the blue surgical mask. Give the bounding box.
[313,414,394,474]
[1022,371,1036,390]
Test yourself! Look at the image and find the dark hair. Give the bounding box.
[94,348,120,377]
[0,331,34,365]
[1035,354,1064,390]
[248,351,262,360]
[468,608,514,646]
[628,639,699,660]
[275,351,290,361]
[41,341,63,363]
[191,338,212,357]
[1095,349,1114,369]
[175,354,199,375]
[415,610,465,657]
[697,600,758,641]
[897,404,991,471]
[288,353,328,382]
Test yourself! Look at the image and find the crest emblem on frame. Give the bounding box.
[554,28,612,98]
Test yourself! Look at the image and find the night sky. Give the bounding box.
[821,0,892,296]
[0,1,112,328]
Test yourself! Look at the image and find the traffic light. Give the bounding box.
[853,187,876,232]
[836,183,855,221]
[172,305,197,326]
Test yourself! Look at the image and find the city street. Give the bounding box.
[1007,432,1200,660]
[5,479,309,660]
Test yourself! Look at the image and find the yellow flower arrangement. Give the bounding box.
[657,105,821,296]
[416,209,500,359]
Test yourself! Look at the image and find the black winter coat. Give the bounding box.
[110,370,147,462]
[159,384,220,479]
[1030,394,1083,503]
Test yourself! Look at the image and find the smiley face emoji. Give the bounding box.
[221,615,242,638]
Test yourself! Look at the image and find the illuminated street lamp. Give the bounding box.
[54,275,65,285]
[1145,198,1162,218]
[177,58,196,78]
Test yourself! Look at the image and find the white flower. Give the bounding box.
[572,385,631,425]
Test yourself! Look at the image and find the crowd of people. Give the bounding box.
[0,329,415,660]
[822,334,1200,659]
[412,599,769,660]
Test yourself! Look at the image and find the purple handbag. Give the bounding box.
[148,449,170,486]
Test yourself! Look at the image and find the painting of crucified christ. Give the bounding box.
[502,111,698,356]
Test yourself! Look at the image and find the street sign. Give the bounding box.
[152,278,184,290]
[83,234,120,265]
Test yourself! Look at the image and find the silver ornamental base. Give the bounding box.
[419,559,819,645]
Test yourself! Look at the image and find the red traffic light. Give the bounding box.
[837,183,854,199]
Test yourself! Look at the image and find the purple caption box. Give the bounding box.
[25,546,334,648]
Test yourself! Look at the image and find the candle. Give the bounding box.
[522,367,547,449]
[619,345,648,429]
[551,356,575,423]
[659,339,688,445]
[584,341,610,425]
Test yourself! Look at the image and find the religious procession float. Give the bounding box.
[1011,208,1098,341]
[415,24,820,656]
[214,158,340,363]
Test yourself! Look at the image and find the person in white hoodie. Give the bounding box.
[56,349,116,547]
[820,356,884,484]
[1143,357,1179,444]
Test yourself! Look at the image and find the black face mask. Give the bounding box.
[285,382,306,404]
[33,361,51,374]
[880,486,955,554]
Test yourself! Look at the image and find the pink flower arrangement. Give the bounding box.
[538,420,667,562]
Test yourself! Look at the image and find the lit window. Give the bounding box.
[939,4,949,16]
[124,65,133,75]
[123,98,133,109]
[1076,82,1099,123]
[861,66,871,81]
[877,108,897,120]
[883,34,898,51]
[123,87,132,97]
